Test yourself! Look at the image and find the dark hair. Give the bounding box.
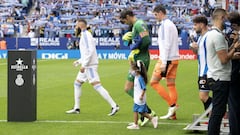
[119,10,134,19]
[133,60,148,84]
[153,5,166,14]
[192,15,208,25]
[228,11,240,26]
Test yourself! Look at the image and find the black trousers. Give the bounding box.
[228,74,240,135]
[207,79,229,135]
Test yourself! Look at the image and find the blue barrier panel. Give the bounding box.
[5,37,190,50]
[37,50,130,60]
[6,38,68,50]
[0,50,130,60]
[0,49,197,60]
[0,50,7,59]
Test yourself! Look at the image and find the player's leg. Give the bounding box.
[124,79,134,97]
[200,92,212,110]
[66,71,86,114]
[88,67,119,116]
[199,75,212,118]
[158,60,179,119]
[199,75,212,111]
[150,61,172,105]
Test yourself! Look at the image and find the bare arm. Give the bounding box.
[139,90,146,101]
[217,42,240,64]
[189,42,198,54]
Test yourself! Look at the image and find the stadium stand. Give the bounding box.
[0,0,223,39]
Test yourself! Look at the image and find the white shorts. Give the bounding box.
[76,66,100,83]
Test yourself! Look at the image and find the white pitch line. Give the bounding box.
[0,120,189,126]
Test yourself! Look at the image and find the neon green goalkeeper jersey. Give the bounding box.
[132,19,151,70]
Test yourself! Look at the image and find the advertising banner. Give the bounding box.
[0,49,196,60]
[5,37,190,50]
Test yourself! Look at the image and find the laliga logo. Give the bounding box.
[11,58,29,71]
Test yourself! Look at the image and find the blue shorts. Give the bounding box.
[133,103,148,113]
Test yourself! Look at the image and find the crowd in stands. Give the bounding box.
[0,0,35,37]
[0,0,236,40]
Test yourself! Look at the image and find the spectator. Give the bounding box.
[0,38,6,50]
[27,27,35,38]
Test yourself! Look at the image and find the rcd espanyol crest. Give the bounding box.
[15,74,24,86]
[10,58,29,87]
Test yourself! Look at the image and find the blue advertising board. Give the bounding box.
[0,50,130,60]
[5,36,190,50]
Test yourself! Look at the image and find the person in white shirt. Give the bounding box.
[27,28,35,38]
[66,19,119,116]
[151,5,179,120]
[206,8,240,135]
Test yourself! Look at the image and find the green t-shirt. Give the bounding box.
[132,19,151,70]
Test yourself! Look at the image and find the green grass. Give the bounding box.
[0,59,207,135]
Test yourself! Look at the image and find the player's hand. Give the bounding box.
[233,41,240,49]
[73,61,80,67]
[234,52,240,56]
[80,67,85,73]
[160,64,166,73]
[190,42,198,49]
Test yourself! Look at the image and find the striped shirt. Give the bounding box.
[197,32,209,77]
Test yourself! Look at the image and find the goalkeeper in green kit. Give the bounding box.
[120,9,156,126]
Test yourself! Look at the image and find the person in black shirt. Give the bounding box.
[228,11,240,135]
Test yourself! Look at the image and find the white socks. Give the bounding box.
[73,81,116,109]
[94,84,116,108]
[74,81,82,109]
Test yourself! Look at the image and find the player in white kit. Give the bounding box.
[66,19,119,116]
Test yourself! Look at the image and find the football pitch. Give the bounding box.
[0,59,207,135]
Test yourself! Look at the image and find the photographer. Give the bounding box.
[228,11,240,135]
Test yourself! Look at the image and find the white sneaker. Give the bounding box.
[138,110,156,126]
[108,105,120,116]
[139,117,149,126]
[151,116,158,128]
[128,122,136,126]
[150,110,157,117]
[65,108,80,114]
[160,105,179,119]
[127,124,140,129]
